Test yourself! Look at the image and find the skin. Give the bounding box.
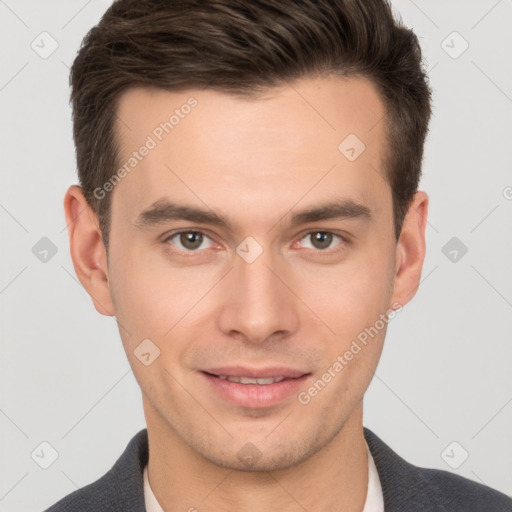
[64,75,428,511]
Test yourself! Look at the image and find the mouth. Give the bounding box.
[200,367,311,408]
[215,375,286,385]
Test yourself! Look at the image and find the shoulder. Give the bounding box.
[364,427,512,511]
[419,465,512,511]
[43,477,115,512]
[43,429,148,512]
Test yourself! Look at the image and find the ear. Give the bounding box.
[63,185,114,316]
[390,191,429,308]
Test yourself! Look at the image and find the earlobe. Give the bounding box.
[390,191,429,307]
[63,185,114,316]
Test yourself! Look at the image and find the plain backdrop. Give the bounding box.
[1,0,511,510]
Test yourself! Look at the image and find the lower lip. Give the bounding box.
[201,372,310,409]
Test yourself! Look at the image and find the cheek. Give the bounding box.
[301,250,394,341]
[296,266,391,411]
[108,260,190,396]
[108,245,217,362]
[108,245,172,343]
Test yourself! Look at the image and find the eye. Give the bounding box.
[298,231,344,251]
[165,230,215,252]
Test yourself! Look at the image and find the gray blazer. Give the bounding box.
[44,428,512,511]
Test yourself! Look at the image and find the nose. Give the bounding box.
[217,249,300,345]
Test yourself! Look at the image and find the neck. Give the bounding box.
[145,402,368,512]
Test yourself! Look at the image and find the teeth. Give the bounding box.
[238,376,257,384]
[217,376,286,385]
[258,377,286,384]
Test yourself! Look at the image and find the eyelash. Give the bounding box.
[162,229,347,256]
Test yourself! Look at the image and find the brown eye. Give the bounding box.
[299,231,343,251]
[166,231,213,252]
[180,232,203,250]
[311,232,332,249]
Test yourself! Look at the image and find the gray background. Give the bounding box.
[1,0,511,510]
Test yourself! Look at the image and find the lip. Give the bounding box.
[200,366,311,409]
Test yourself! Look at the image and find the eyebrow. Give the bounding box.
[134,198,372,231]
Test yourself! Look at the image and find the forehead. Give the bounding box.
[111,76,389,230]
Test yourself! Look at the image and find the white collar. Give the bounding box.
[363,441,385,511]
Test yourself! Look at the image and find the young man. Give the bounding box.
[47,0,511,510]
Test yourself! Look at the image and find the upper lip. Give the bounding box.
[202,366,309,379]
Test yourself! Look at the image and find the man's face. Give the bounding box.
[106,76,399,470]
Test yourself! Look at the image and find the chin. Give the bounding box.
[195,426,332,473]
[205,447,308,472]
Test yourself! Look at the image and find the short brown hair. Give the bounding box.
[70,0,431,250]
